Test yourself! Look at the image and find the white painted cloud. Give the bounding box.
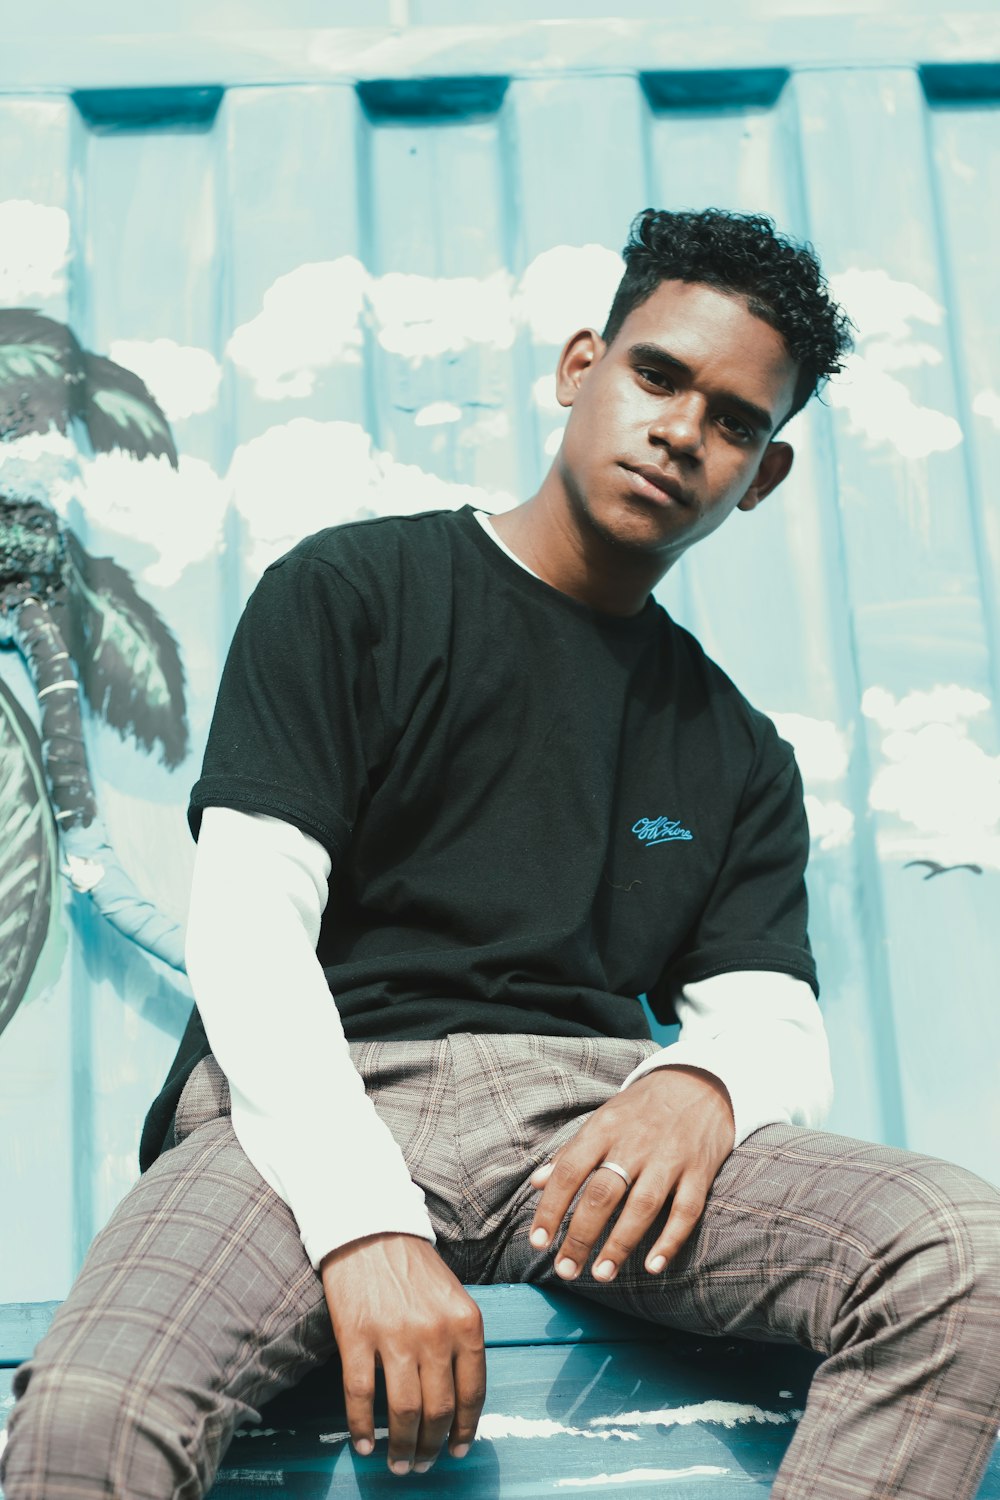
[0,199,70,304]
[557,1467,729,1487]
[862,685,1000,869]
[372,268,515,360]
[870,725,1000,843]
[223,245,626,405]
[0,427,80,505]
[516,244,624,345]
[227,257,368,400]
[370,246,621,361]
[862,684,989,733]
[413,401,462,427]
[804,795,856,852]
[533,374,561,415]
[229,418,516,577]
[828,268,962,459]
[832,269,943,345]
[766,714,854,851]
[973,389,1000,430]
[827,362,961,459]
[0,412,521,588]
[0,418,228,590]
[457,410,510,448]
[107,338,222,423]
[544,425,566,457]
[863,340,941,375]
[770,713,850,782]
[69,450,228,589]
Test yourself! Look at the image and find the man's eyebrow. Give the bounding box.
[626,341,775,435]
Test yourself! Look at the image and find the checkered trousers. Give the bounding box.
[3,1033,999,1499]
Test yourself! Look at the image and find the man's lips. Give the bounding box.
[619,463,691,507]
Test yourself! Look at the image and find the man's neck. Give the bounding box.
[489,487,666,618]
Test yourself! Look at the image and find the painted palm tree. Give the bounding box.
[0,309,189,1040]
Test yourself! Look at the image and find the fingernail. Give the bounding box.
[594,1258,615,1280]
[647,1254,667,1273]
[414,1461,433,1473]
[530,1227,549,1249]
[451,1443,470,1459]
[556,1256,577,1278]
[391,1459,411,1475]
[533,1161,554,1180]
[355,1439,373,1456]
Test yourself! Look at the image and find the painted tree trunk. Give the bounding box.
[4,593,185,972]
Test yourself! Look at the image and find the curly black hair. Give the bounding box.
[602,208,854,427]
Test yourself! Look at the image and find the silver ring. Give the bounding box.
[599,1160,633,1190]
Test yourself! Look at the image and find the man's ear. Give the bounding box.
[555,328,605,408]
[737,440,794,513]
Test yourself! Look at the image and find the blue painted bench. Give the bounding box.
[3,1290,999,1496]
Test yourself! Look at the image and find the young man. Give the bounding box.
[4,209,999,1500]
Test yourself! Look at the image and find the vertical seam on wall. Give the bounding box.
[355,83,382,459]
[66,95,97,1277]
[918,84,1000,738]
[785,68,908,1148]
[215,88,243,651]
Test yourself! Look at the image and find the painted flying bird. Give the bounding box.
[903,860,984,880]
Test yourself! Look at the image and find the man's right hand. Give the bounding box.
[320,1232,486,1476]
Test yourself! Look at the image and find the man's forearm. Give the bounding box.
[186,807,435,1269]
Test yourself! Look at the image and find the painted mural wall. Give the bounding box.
[1,6,998,1301]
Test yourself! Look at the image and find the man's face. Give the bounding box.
[554,278,800,566]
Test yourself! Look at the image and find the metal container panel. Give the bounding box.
[0,12,997,1300]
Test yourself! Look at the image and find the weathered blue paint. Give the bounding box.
[2,1291,998,1497]
[0,6,996,1368]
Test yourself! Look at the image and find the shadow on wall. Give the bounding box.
[0,310,189,1041]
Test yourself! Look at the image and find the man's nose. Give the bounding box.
[649,395,704,456]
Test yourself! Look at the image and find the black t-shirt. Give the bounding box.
[140,505,816,1169]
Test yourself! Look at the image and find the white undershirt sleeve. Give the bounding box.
[184,806,435,1271]
[618,970,834,1146]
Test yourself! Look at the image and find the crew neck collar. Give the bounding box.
[456,505,661,635]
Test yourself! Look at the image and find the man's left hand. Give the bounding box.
[528,1066,735,1282]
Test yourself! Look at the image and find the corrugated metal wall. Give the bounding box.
[1,8,998,1300]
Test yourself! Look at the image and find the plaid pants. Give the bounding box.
[3,1033,999,1499]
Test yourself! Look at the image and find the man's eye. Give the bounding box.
[637,367,674,391]
[719,415,751,441]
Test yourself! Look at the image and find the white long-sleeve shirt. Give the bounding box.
[187,806,833,1271]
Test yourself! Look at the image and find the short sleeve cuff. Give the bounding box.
[189,777,353,863]
[669,942,819,998]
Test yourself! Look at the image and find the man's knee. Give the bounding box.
[839,1152,1000,1349]
[887,1155,998,1277]
[1,1358,237,1500]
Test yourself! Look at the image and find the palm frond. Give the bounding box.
[0,677,58,1038]
[83,354,178,467]
[0,312,178,468]
[0,309,86,442]
[60,532,189,768]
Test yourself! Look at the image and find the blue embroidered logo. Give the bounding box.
[632,815,693,847]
